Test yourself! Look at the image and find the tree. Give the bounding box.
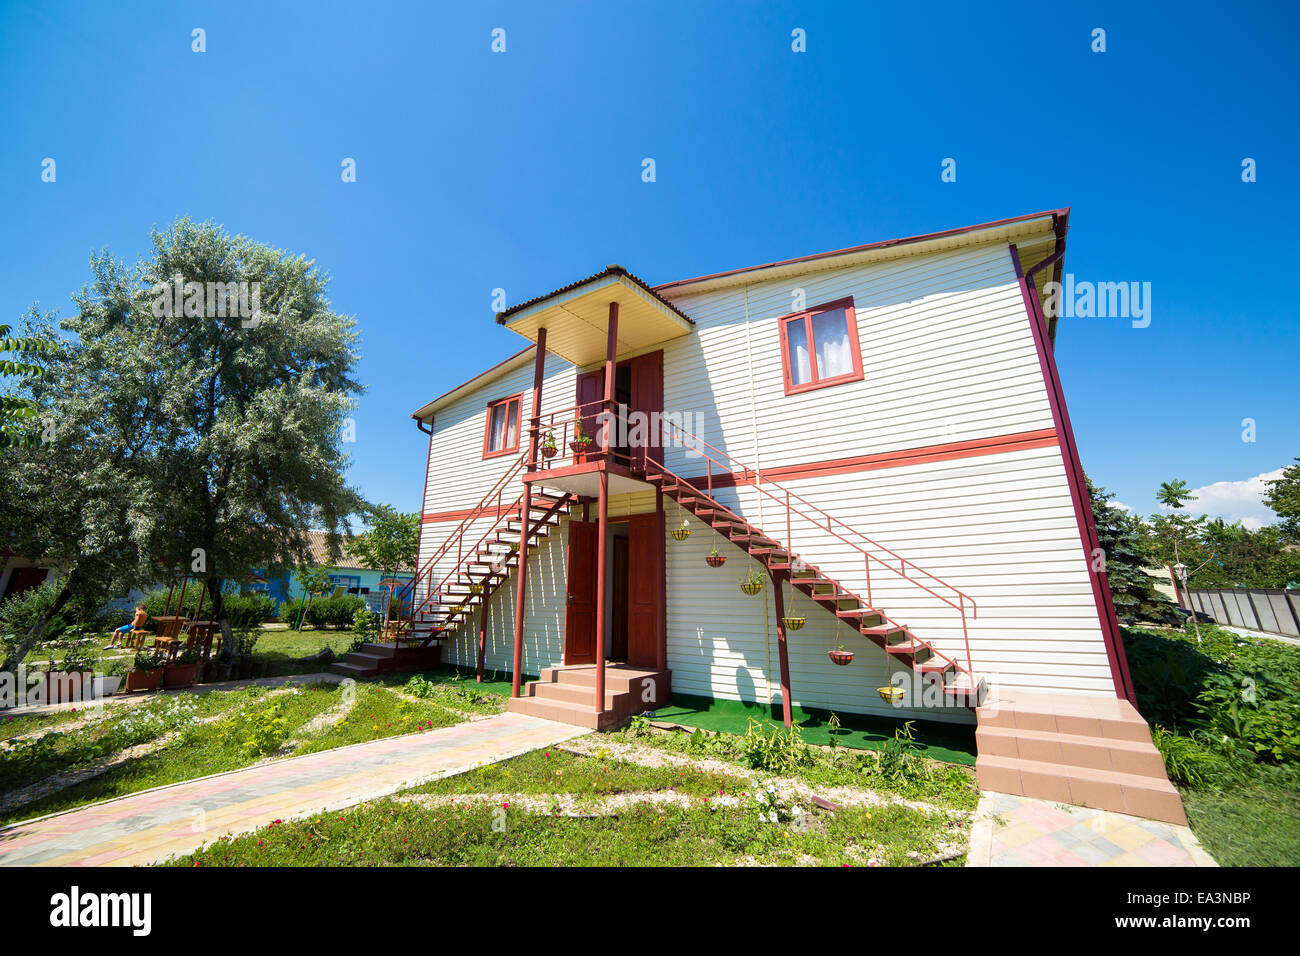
[0,321,54,447]
[0,302,156,673]
[3,219,368,673]
[293,565,334,631]
[1086,477,1182,625]
[349,505,419,623]
[1264,458,1300,538]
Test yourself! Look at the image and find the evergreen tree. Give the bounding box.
[1087,476,1182,625]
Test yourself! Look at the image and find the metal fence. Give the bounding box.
[1186,588,1300,638]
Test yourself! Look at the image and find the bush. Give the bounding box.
[281,595,366,629]
[738,718,811,774]
[141,590,273,630]
[352,606,381,637]
[0,583,70,642]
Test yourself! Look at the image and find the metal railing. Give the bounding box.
[648,418,978,677]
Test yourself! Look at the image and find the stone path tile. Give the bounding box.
[966,791,1217,868]
[0,712,584,867]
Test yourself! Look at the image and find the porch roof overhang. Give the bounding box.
[495,266,694,367]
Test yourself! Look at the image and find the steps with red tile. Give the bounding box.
[507,664,671,730]
[974,690,1186,826]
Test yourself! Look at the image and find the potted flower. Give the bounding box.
[705,545,726,567]
[877,684,905,704]
[569,421,594,460]
[541,431,558,459]
[671,518,691,541]
[828,642,854,666]
[94,660,128,698]
[41,647,96,703]
[781,614,806,631]
[738,568,765,596]
[125,649,166,692]
[163,647,200,689]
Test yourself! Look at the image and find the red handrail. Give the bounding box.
[397,453,527,620]
[650,418,978,677]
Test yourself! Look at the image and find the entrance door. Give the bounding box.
[564,520,599,664]
[610,536,629,661]
[626,513,661,667]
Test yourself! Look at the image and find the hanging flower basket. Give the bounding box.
[569,441,591,457]
[877,685,905,704]
[706,553,726,567]
[781,616,806,631]
[671,524,691,541]
[541,445,558,459]
[828,649,854,666]
[739,574,764,596]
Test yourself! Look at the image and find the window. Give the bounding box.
[777,298,864,395]
[482,394,522,458]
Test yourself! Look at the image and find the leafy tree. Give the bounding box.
[0,303,155,673]
[1263,458,1300,538]
[0,321,54,447]
[293,565,334,631]
[349,504,419,622]
[1087,477,1182,625]
[3,219,367,673]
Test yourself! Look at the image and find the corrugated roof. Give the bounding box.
[496,265,694,327]
[302,529,414,573]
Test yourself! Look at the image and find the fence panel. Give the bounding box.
[1189,587,1300,638]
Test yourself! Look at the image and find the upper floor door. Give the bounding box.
[575,349,663,471]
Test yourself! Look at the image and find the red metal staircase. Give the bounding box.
[644,421,984,705]
[331,455,572,678]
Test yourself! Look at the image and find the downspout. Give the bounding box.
[1010,227,1136,704]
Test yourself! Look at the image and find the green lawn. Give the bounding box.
[1123,622,1300,866]
[168,746,967,867]
[0,681,474,826]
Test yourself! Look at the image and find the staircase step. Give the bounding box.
[975,725,1167,778]
[975,753,1185,825]
[528,681,625,708]
[505,695,619,730]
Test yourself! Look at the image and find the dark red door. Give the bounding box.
[576,370,604,455]
[628,351,664,470]
[564,520,598,664]
[626,513,661,667]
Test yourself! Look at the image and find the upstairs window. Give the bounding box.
[483,394,522,458]
[777,298,864,395]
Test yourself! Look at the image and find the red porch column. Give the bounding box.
[511,329,548,698]
[594,302,618,715]
[769,570,793,727]
[656,486,667,672]
[476,592,490,683]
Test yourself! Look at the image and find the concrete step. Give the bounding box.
[527,680,625,709]
[975,724,1167,779]
[330,661,377,678]
[506,695,622,731]
[537,666,671,703]
[976,753,1186,826]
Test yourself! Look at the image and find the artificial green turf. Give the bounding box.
[650,693,977,765]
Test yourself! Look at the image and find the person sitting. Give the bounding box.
[106,603,149,648]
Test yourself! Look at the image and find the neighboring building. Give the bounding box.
[250,530,413,615]
[0,550,56,602]
[350,210,1183,824]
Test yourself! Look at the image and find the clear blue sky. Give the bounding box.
[2,0,1296,528]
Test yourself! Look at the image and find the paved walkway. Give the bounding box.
[0,711,584,867]
[966,791,1217,867]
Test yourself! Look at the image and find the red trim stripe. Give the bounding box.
[420,428,1058,523]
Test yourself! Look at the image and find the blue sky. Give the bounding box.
[2,0,1296,529]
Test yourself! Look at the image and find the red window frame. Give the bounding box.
[776,296,864,396]
[481,393,523,459]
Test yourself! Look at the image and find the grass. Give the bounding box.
[0,681,472,826]
[1124,621,1300,866]
[614,720,980,811]
[651,692,977,764]
[168,746,966,867]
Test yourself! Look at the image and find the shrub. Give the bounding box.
[300,596,365,629]
[141,590,273,630]
[0,583,70,642]
[738,718,811,774]
[352,606,381,637]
